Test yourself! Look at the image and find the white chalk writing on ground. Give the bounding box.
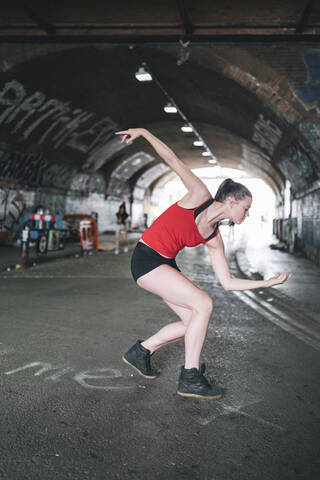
[5,361,133,391]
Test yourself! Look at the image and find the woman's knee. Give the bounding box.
[193,292,214,317]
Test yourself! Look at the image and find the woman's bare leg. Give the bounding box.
[137,265,213,369]
[121,231,127,244]
[142,300,192,353]
[121,231,128,251]
[115,231,120,250]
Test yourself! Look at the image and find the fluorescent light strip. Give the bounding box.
[135,67,152,82]
[164,103,177,113]
[181,124,193,133]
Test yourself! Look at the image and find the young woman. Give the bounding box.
[114,203,129,255]
[115,128,291,399]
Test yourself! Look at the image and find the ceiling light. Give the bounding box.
[181,124,193,133]
[164,102,177,113]
[193,140,203,147]
[208,159,217,164]
[135,66,152,82]
[202,151,211,156]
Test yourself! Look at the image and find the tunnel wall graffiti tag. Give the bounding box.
[0,187,25,232]
[279,139,318,189]
[0,144,73,190]
[41,163,74,190]
[298,121,320,153]
[0,145,48,185]
[252,113,283,155]
[0,142,106,193]
[70,173,106,194]
[0,80,118,154]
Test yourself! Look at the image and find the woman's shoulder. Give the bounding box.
[178,190,212,209]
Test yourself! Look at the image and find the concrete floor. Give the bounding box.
[0,242,320,480]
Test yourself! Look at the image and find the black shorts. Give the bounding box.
[131,242,181,282]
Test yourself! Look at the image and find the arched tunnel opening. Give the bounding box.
[148,166,276,251]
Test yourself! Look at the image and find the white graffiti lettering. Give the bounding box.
[0,80,119,155]
[0,79,26,123]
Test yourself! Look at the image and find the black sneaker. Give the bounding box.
[122,340,158,379]
[177,363,223,399]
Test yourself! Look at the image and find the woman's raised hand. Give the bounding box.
[115,128,145,144]
[266,269,291,287]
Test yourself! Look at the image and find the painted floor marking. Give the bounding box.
[4,361,134,391]
[245,290,320,339]
[221,404,285,432]
[198,399,285,432]
[233,290,320,351]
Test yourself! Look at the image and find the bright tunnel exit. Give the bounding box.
[147,167,276,250]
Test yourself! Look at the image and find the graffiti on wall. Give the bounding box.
[298,121,320,153]
[0,187,26,237]
[0,142,106,194]
[296,52,320,116]
[0,143,73,189]
[0,143,48,186]
[0,79,119,155]
[252,113,283,155]
[70,173,106,194]
[278,138,318,189]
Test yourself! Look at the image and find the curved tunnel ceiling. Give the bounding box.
[0,44,319,200]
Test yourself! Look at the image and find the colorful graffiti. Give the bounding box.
[296,52,320,115]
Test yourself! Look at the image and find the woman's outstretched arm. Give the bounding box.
[115,128,209,198]
[207,234,291,291]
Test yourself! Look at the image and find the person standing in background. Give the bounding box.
[115,203,129,255]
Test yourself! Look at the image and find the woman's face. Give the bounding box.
[228,195,252,224]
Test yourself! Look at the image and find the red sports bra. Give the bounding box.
[141,197,219,258]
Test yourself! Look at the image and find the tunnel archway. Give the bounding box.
[0,40,319,263]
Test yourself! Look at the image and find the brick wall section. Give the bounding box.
[191,0,308,26]
[240,45,311,87]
